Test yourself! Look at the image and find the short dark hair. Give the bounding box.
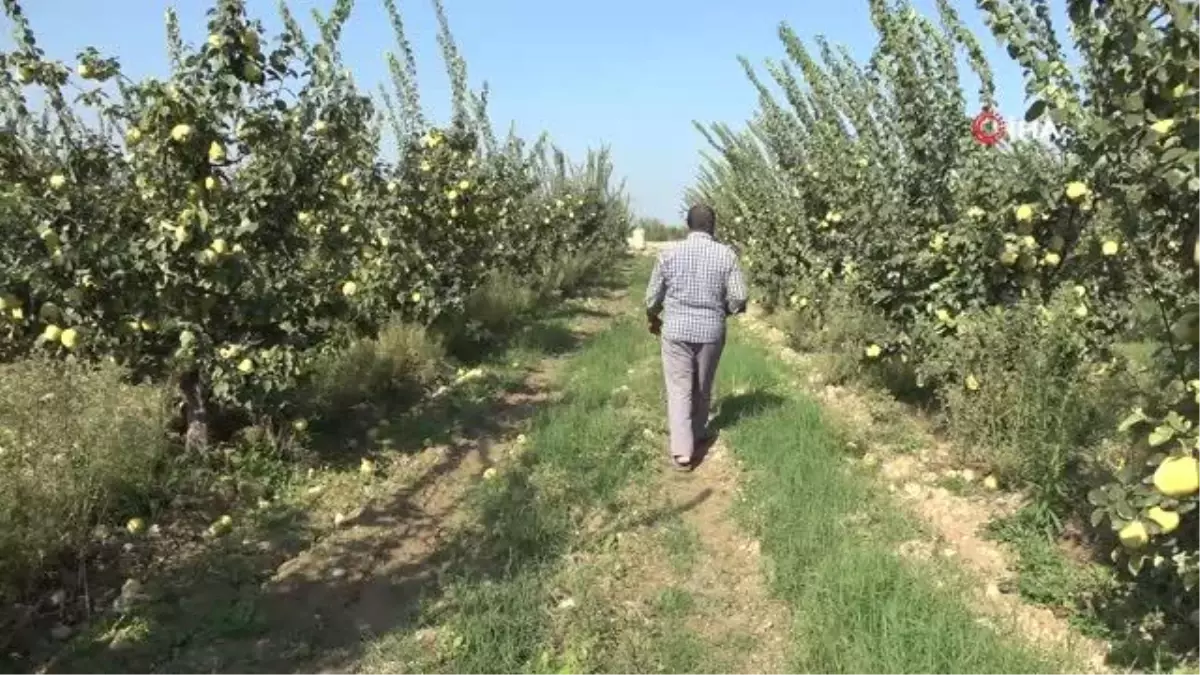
[686,204,716,232]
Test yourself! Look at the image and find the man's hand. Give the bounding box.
[648,314,662,336]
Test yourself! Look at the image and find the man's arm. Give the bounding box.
[725,256,748,316]
[645,253,667,318]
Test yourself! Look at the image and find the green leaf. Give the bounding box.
[1116,500,1136,520]
[1161,147,1191,165]
[1165,411,1193,432]
[1025,99,1047,122]
[1119,408,1148,432]
[1149,425,1176,447]
[1172,3,1199,31]
[1165,169,1188,189]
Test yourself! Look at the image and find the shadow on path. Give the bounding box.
[710,391,787,433]
[683,390,787,471]
[30,267,687,675]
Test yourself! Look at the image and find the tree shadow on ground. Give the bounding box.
[34,383,711,674]
[544,304,611,322]
[24,270,682,675]
[1069,524,1199,671]
[305,293,611,471]
[964,438,1198,670]
[439,265,629,369]
[1094,588,1198,672]
[998,467,1199,671]
[688,391,787,470]
[710,391,787,434]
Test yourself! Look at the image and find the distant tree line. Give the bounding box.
[632,216,686,241]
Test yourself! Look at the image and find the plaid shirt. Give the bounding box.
[645,231,748,343]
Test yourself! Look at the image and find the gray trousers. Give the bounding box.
[661,337,725,461]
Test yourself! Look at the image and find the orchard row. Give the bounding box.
[691,0,1198,603]
[1,0,630,438]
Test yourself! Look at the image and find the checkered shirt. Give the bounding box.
[645,231,748,343]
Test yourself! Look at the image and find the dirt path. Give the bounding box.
[34,282,631,675]
[428,278,793,673]
[263,291,630,673]
[736,302,1112,672]
[572,242,790,671]
[256,373,560,671]
[658,437,791,672]
[42,247,1100,673]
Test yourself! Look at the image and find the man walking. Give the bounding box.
[645,204,748,471]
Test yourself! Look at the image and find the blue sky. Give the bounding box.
[8,0,1059,222]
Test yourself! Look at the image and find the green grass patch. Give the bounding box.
[655,587,696,617]
[27,267,630,675]
[985,506,1199,673]
[716,325,1068,674]
[936,474,973,496]
[658,515,702,573]
[985,508,1115,614]
[362,317,669,673]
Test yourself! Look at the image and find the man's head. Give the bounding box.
[686,203,716,235]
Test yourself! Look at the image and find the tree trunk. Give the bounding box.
[180,369,209,453]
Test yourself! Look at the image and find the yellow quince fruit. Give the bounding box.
[1153,455,1199,498]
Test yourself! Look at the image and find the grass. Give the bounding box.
[12,253,1087,673]
[360,316,670,673]
[4,258,625,674]
[985,508,1115,615]
[986,507,1199,673]
[659,515,702,573]
[364,255,1067,674]
[0,358,168,614]
[714,325,1066,673]
[655,586,696,616]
